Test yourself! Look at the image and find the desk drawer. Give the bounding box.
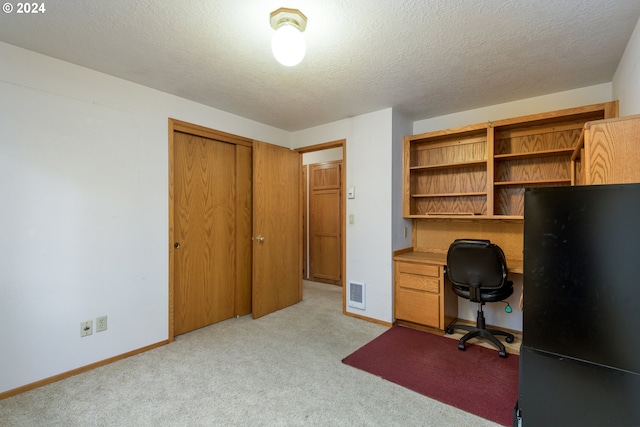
[397,272,440,293]
[395,288,440,328]
[396,262,441,293]
[396,262,440,277]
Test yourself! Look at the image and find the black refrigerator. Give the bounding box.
[517,184,640,426]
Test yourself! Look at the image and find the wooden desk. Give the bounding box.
[394,250,523,274]
[393,250,522,332]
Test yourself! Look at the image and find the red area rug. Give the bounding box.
[342,325,518,426]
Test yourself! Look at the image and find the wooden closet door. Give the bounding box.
[309,161,342,284]
[252,141,302,318]
[173,132,236,335]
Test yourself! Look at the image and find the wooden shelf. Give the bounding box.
[494,215,524,221]
[494,148,574,160]
[410,159,487,171]
[424,212,480,216]
[412,192,487,198]
[404,214,525,221]
[494,179,572,187]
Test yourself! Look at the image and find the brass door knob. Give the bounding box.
[174,242,180,249]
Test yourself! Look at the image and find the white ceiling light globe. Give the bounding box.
[271,24,306,67]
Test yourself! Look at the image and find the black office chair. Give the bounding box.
[445,239,515,358]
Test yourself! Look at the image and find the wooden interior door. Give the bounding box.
[309,161,342,284]
[172,130,251,335]
[252,141,302,318]
[302,164,308,279]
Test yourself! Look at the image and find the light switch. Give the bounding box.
[347,186,355,199]
[349,214,354,224]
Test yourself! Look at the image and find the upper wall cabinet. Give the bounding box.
[572,114,640,186]
[403,101,618,220]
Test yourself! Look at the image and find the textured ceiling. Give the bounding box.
[1,0,639,131]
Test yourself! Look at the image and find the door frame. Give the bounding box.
[296,139,347,313]
[168,118,253,342]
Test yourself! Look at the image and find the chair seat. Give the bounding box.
[452,281,514,303]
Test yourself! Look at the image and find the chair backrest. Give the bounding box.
[446,239,508,290]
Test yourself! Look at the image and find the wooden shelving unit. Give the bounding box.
[405,124,489,218]
[403,101,619,220]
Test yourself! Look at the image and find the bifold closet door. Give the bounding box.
[173,132,237,335]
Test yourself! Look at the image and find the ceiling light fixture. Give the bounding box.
[270,7,307,67]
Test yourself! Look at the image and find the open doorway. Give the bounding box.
[305,158,342,284]
[297,140,346,309]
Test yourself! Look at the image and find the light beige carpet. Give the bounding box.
[1,281,500,426]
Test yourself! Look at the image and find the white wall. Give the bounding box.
[392,110,413,251]
[413,83,613,134]
[613,14,640,115]
[0,42,289,394]
[302,147,342,165]
[412,84,615,332]
[292,110,395,323]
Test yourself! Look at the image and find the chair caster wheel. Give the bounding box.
[446,327,454,335]
[499,351,507,358]
[506,336,514,343]
[458,343,466,351]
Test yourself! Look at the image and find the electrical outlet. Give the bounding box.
[80,320,93,337]
[96,315,107,332]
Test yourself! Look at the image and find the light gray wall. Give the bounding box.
[413,83,613,135]
[392,109,412,252]
[292,110,395,323]
[613,14,640,115]
[302,147,342,165]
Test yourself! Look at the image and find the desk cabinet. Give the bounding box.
[572,114,640,185]
[394,253,457,331]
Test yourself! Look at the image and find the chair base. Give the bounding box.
[446,309,514,358]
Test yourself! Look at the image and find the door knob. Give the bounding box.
[174,242,180,249]
[253,236,265,243]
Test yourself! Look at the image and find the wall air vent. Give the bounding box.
[348,281,366,310]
